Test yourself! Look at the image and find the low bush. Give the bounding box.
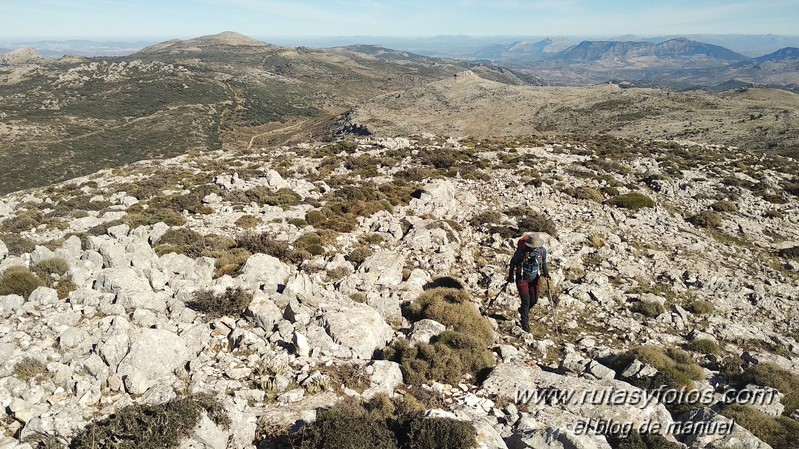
[764,209,785,219]
[607,193,656,210]
[125,207,186,227]
[213,248,251,278]
[385,288,495,385]
[186,287,253,319]
[13,357,49,382]
[235,214,261,229]
[469,210,503,228]
[346,246,373,267]
[56,277,78,300]
[0,210,44,233]
[737,362,799,416]
[685,299,715,315]
[505,208,557,237]
[688,210,723,228]
[31,258,70,287]
[778,246,799,260]
[606,431,683,449]
[0,233,36,256]
[241,187,302,207]
[70,394,228,449]
[568,186,604,203]
[686,338,720,355]
[293,232,326,256]
[406,288,493,345]
[327,266,351,282]
[235,233,290,260]
[0,266,45,299]
[283,394,476,449]
[149,192,214,215]
[631,300,664,318]
[613,345,704,388]
[711,200,738,212]
[719,404,799,449]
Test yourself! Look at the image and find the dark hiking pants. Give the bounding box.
[517,276,540,331]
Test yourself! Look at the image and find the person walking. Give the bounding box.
[508,233,550,333]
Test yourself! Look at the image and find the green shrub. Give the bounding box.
[606,431,683,449]
[719,405,799,449]
[239,186,302,207]
[0,233,36,256]
[70,394,228,449]
[186,287,253,319]
[407,288,493,346]
[235,215,261,229]
[150,192,213,215]
[686,338,720,355]
[293,232,326,256]
[213,248,251,278]
[0,266,45,299]
[350,292,367,303]
[31,258,70,287]
[711,200,738,212]
[290,396,399,449]
[607,193,656,210]
[155,229,236,259]
[688,210,723,228]
[468,210,503,228]
[386,288,495,385]
[286,395,476,449]
[737,362,799,415]
[505,208,557,237]
[631,300,664,318]
[56,277,78,300]
[235,233,290,259]
[614,345,704,388]
[125,207,186,227]
[778,246,799,259]
[403,414,477,449]
[346,246,373,267]
[601,186,620,197]
[0,210,43,233]
[327,266,350,282]
[568,186,604,203]
[13,357,49,382]
[685,299,715,315]
[764,209,784,219]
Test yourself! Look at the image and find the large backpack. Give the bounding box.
[518,237,543,281]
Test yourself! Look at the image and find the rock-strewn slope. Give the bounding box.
[1,135,798,448]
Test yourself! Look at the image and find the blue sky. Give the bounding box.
[2,0,797,39]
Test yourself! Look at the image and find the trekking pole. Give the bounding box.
[546,277,560,340]
[486,281,509,312]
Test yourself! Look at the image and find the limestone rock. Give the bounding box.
[238,254,292,292]
[362,360,403,399]
[316,302,393,359]
[481,362,673,435]
[116,328,191,395]
[358,251,405,288]
[409,319,446,344]
[246,292,283,332]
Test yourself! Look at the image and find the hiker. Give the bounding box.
[508,233,550,333]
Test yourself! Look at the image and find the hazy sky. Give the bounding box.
[2,0,798,39]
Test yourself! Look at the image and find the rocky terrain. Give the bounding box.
[1,133,798,448]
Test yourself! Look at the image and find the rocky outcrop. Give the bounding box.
[0,134,794,449]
